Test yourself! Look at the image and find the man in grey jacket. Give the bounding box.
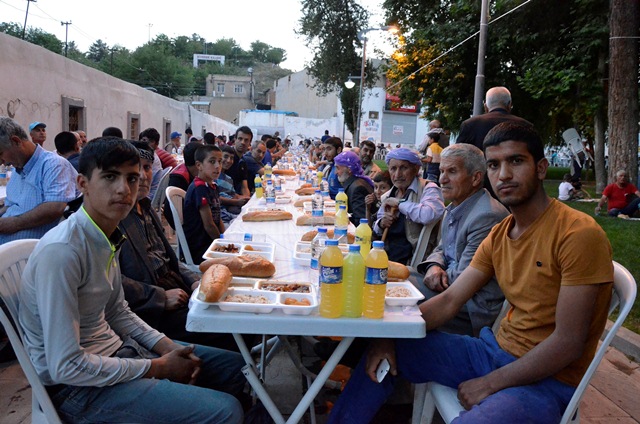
[417,143,509,336]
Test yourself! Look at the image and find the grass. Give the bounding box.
[373,161,640,333]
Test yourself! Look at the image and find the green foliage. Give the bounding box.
[297,0,374,135]
[382,0,610,143]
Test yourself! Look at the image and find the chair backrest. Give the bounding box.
[151,167,173,213]
[0,239,63,424]
[559,261,637,423]
[410,219,441,269]
[165,186,195,265]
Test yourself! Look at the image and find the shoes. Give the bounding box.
[618,214,630,219]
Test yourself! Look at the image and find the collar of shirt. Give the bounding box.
[15,144,43,175]
[392,177,421,199]
[446,189,484,224]
[194,176,217,189]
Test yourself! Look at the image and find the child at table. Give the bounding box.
[183,144,225,264]
[365,170,392,225]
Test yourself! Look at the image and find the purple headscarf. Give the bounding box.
[385,147,422,166]
[334,151,374,187]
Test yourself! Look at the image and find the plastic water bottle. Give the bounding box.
[311,171,318,188]
[335,188,348,212]
[321,190,330,201]
[334,227,349,244]
[319,239,344,318]
[274,176,282,192]
[363,241,388,319]
[343,244,365,318]
[265,179,276,207]
[0,165,6,186]
[355,218,373,258]
[310,227,329,285]
[311,190,324,227]
[254,174,263,198]
[264,162,273,179]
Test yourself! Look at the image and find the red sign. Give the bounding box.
[385,92,419,114]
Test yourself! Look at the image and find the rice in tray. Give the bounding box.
[224,294,272,304]
[386,286,412,298]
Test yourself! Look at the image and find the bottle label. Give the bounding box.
[365,267,388,285]
[312,210,324,217]
[244,233,253,242]
[255,182,262,188]
[320,266,342,284]
[310,257,319,269]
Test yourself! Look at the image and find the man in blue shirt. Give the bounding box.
[0,116,77,244]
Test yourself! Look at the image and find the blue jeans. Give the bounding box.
[50,342,245,423]
[328,328,575,424]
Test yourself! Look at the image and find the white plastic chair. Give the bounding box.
[151,167,173,214]
[410,219,441,269]
[165,186,199,272]
[562,128,593,168]
[0,239,63,424]
[412,261,637,424]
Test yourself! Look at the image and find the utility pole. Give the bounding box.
[61,21,72,57]
[148,23,153,43]
[22,0,37,40]
[109,47,117,74]
[472,0,490,116]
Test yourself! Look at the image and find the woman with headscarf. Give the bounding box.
[333,151,374,225]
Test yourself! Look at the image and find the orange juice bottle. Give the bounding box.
[363,241,388,319]
[342,244,364,317]
[335,188,348,212]
[355,218,372,258]
[320,239,344,318]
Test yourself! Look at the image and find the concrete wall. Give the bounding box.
[0,32,236,151]
[273,71,338,120]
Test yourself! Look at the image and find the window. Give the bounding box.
[217,83,225,94]
[61,96,86,131]
[127,112,140,139]
[234,84,244,94]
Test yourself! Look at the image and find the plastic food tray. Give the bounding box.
[192,286,317,315]
[203,239,275,262]
[385,282,425,306]
[246,206,287,213]
[302,201,336,212]
[293,241,351,267]
[257,195,292,204]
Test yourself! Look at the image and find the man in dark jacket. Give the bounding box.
[333,151,374,226]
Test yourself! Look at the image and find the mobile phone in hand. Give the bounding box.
[376,358,390,383]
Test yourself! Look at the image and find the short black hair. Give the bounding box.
[220,144,235,155]
[54,131,78,155]
[360,140,376,151]
[261,134,273,142]
[79,137,139,179]
[102,126,123,138]
[130,140,154,155]
[373,170,391,186]
[483,122,543,162]
[139,127,160,143]
[203,132,216,145]
[194,144,221,163]
[183,142,201,166]
[266,139,277,149]
[185,127,193,135]
[235,126,253,141]
[323,136,343,151]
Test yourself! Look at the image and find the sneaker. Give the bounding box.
[618,214,630,219]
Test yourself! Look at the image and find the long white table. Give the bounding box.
[186,177,426,424]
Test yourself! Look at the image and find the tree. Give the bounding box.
[266,47,286,65]
[298,0,372,136]
[607,0,639,185]
[87,39,109,63]
[250,41,271,62]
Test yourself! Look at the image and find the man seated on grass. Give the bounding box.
[19,137,245,423]
[595,169,640,218]
[328,123,614,424]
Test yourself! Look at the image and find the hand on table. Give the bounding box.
[423,266,449,292]
[165,288,189,310]
[365,339,397,383]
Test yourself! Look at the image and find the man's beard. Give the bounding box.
[338,173,350,184]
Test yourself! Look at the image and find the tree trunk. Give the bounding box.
[607,0,640,184]
[594,49,608,194]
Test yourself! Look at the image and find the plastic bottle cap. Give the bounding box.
[372,241,385,248]
[318,227,328,233]
[348,244,360,252]
[326,239,338,246]
[338,188,344,192]
[315,190,321,194]
[360,218,368,224]
[339,205,346,210]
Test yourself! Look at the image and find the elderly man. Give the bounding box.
[243,139,266,193]
[77,130,88,149]
[334,151,374,225]
[374,148,445,265]
[165,131,183,154]
[595,170,640,218]
[0,117,77,244]
[29,121,47,146]
[359,140,381,179]
[417,144,509,336]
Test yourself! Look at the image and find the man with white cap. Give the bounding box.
[334,151,374,225]
[374,148,445,265]
[29,121,47,146]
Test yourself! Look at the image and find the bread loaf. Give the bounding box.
[301,229,355,244]
[199,254,276,278]
[295,187,317,196]
[242,210,293,222]
[293,196,312,207]
[273,169,297,176]
[296,213,335,226]
[388,261,410,281]
[199,264,233,302]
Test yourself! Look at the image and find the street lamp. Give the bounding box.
[352,25,398,147]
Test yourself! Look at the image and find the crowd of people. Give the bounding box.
[0,83,626,423]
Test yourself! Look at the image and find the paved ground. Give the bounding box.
[1,336,639,424]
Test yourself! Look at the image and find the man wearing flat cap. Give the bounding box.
[334,151,374,225]
[374,148,445,265]
[29,121,47,147]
